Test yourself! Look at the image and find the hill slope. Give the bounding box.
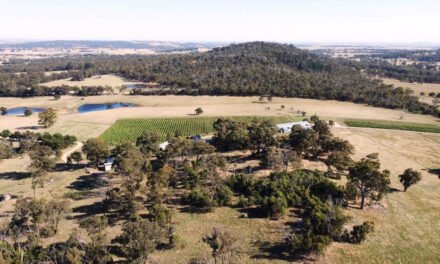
[1,42,439,116]
[125,42,438,115]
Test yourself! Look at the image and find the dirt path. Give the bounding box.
[61,142,84,163]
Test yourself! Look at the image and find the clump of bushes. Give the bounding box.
[342,221,375,244]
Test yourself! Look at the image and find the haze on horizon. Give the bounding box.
[1,0,440,44]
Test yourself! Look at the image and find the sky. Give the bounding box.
[1,0,439,43]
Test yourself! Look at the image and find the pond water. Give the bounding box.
[78,102,135,113]
[5,107,45,116]
[126,84,141,89]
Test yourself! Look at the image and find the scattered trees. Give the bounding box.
[342,221,375,244]
[82,138,110,166]
[24,108,33,116]
[136,132,160,156]
[195,107,203,115]
[117,218,164,264]
[212,118,249,151]
[38,108,57,128]
[28,145,56,196]
[399,168,422,192]
[346,154,390,209]
[203,227,237,264]
[9,197,70,238]
[247,120,278,155]
[0,140,14,159]
[79,216,111,263]
[69,151,83,164]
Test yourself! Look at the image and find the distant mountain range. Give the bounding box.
[0,40,225,52]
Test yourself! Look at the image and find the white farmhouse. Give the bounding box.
[276,121,311,133]
[99,157,115,172]
[159,141,169,151]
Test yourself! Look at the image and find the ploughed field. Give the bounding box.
[100,116,302,145]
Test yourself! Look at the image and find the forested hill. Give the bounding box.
[124,42,437,115]
[0,42,438,116]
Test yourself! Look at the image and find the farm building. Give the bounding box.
[276,121,311,133]
[99,157,115,172]
[159,141,169,151]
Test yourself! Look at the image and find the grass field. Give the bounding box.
[40,74,145,90]
[381,77,440,94]
[344,119,440,133]
[101,116,302,145]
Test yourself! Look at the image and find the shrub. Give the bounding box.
[24,108,33,116]
[195,107,203,115]
[150,204,172,227]
[262,196,288,219]
[286,231,332,255]
[237,195,252,208]
[344,221,375,244]
[310,181,346,206]
[181,190,213,213]
[226,173,254,196]
[214,185,233,206]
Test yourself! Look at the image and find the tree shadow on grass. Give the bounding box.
[225,153,255,164]
[251,240,308,262]
[67,174,109,191]
[426,168,440,179]
[237,207,267,219]
[0,171,31,180]
[54,163,86,172]
[70,200,107,220]
[389,187,401,193]
[16,125,44,130]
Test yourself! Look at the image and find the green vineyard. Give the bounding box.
[101,116,301,145]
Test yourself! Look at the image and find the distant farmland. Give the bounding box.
[101,116,301,145]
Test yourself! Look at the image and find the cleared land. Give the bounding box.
[40,74,145,90]
[323,128,440,264]
[1,95,438,142]
[344,119,440,133]
[380,77,440,105]
[381,77,440,94]
[101,116,301,145]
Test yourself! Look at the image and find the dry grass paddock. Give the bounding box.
[40,74,145,91]
[380,77,440,105]
[381,77,440,94]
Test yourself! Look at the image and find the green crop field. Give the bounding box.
[344,119,440,133]
[101,116,302,145]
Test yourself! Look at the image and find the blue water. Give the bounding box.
[6,107,45,116]
[78,102,135,113]
[126,84,141,89]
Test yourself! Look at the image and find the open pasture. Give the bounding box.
[381,77,440,94]
[39,74,145,90]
